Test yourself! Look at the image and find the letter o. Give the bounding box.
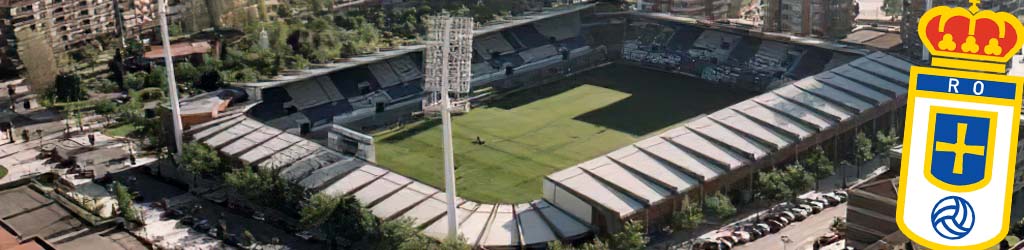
[973,81,985,95]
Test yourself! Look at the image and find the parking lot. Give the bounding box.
[692,191,849,250]
[113,168,324,249]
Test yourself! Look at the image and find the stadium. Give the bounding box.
[177,3,913,248]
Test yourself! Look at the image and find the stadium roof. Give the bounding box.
[630,12,869,56]
[545,52,911,218]
[185,115,591,248]
[238,3,595,89]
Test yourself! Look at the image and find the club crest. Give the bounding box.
[896,1,1024,248]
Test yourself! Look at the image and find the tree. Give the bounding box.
[804,146,834,190]
[223,167,277,203]
[855,131,874,177]
[52,73,86,102]
[180,142,224,185]
[300,193,375,249]
[608,221,647,250]
[93,100,117,124]
[16,29,58,91]
[783,164,815,195]
[124,72,147,90]
[126,39,146,58]
[670,197,703,233]
[114,181,141,224]
[174,62,200,85]
[109,49,127,90]
[146,66,167,88]
[703,192,736,221]
[875,129,900,156]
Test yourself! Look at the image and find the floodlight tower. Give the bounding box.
[423,14,474,241]
[157,0,184,154]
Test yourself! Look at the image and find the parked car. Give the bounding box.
[193,219,211,232]
[295,231,315,241]
[162,208,184,220]
[717,236,738,248]
[764,220,784,233]
[801,198,827,210]
[835,190,848,199]
[252,211,266,221]
[731,230,752,244]
[694,239,730,250]
[821,193,843,204]
[799,202,823,213]
[816,233,842,247]
[815,197,837,207]
[738,224,764,239]
[788,208,809,221]
[754,223,774,235]
[777,211,797,223]
[180,215,196,226]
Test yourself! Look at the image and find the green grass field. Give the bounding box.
[0,165,6,179]
[374,64,755,203]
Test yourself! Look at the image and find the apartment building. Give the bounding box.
[0,0,140,70]
[639,0,729,20]
[900,0,1023,61]
[761,0,856,38]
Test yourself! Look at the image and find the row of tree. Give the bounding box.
[756,129,899,203]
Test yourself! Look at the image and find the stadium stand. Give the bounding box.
[185,116,592,248]
[534,12,581,41]
[544,52,911,233]
[621,18,862,90]
[475,34,518,60]
[387,56,423,82]
[369,61,403,89]
[284,79,331,110]
[519,44,560,63]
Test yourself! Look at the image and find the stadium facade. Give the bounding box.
[171,3,924,247]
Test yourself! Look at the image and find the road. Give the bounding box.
[734,204,847,250]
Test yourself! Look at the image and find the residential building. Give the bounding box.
[640,0,730,20]
[900,0,1023,61]
[0,0,142,70]
[762,0,856,38]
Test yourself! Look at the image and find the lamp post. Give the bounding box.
[157,0,184,155]
[781,235,793,250]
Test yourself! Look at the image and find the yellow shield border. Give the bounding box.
[897,66,1024,249]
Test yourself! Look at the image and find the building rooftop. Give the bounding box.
[841,29,904,51]
[143,41,213,60]
[546,52,911,218]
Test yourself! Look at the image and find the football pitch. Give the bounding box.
[373,64,755,203]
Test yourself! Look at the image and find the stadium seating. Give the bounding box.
[284,79,331,110]
[369,61,403,88]
[388,56,423,82]
[475,34,517,60]
[534,13,581,41]
[508,25,549,48]
[665,24,704,52]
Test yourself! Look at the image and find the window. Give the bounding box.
[80,10,88,15]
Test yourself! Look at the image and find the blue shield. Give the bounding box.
[929,113,991,187]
